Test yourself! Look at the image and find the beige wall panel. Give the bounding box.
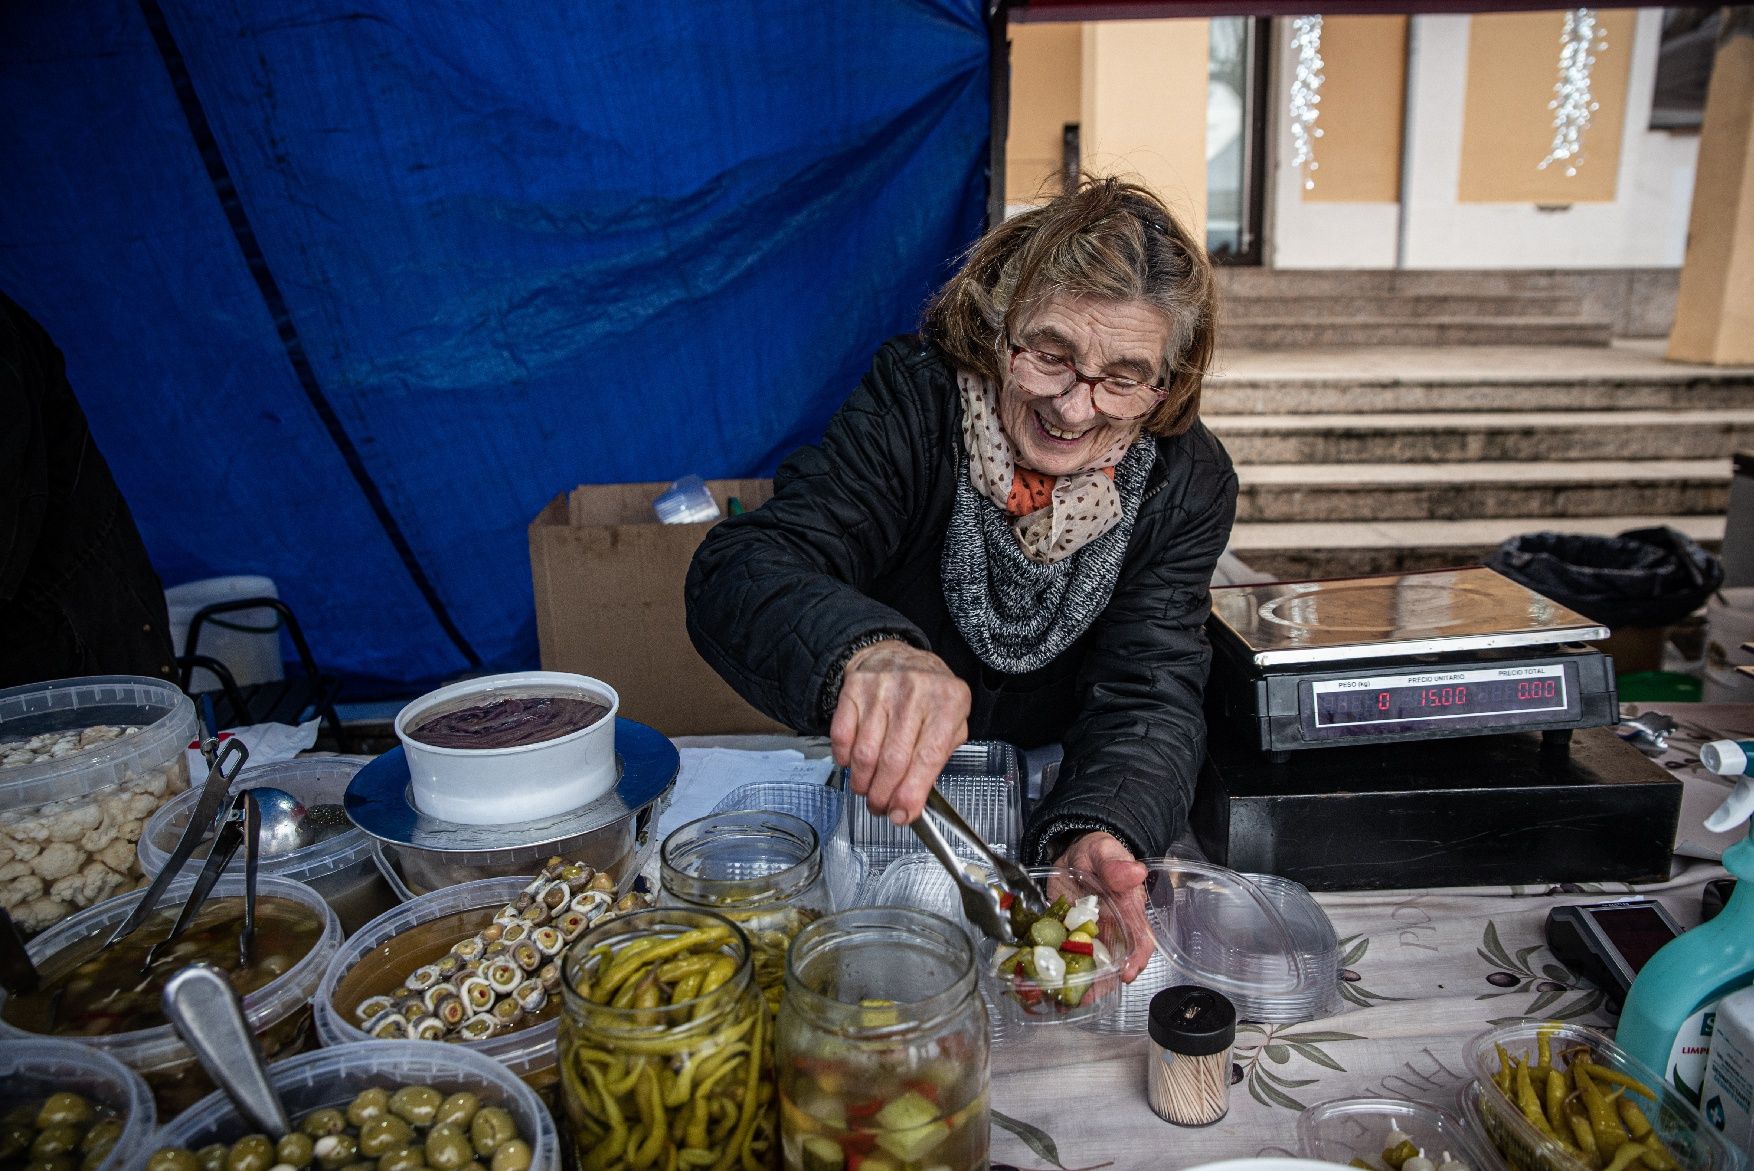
[1081,20,1209,239]
[1458,10,1635,204]
[1303,16,1407,204]
[1006,24,1083,204]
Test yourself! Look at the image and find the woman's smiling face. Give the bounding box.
[998,294,1172,476]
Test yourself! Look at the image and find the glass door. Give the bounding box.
[1206,18,1270,264]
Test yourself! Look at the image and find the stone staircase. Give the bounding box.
[1206,341,1754,581]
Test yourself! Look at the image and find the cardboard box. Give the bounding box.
[529,479,786,737]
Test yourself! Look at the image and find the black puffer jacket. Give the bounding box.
[686,336,1237,863]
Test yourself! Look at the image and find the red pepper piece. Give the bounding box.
[998,890,1015,910]
[1060,939,1095,956]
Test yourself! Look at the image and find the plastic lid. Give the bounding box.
[138,758,372,883]
[1702,739,1749,776]
[1140,857,1309,998]
[0,676,197,812]
[1149,985,1236,1055]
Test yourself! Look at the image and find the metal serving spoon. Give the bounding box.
[163,963,290,1136]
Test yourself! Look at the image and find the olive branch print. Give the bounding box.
[1337,933,1401,1007]
[1475,919,1605,1025]
[1234,1023,1364,1111]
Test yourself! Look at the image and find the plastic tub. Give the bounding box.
[0,1039,157,1171]
[0,675,198,932]
[314,876,561,1100]
[1297,1096,1500,1171]
[1463,1021,1740,1171]
[137,758,394,933]
[0,873,341,1115]
[140,1041,558,1171]
[976,865,1132,1030]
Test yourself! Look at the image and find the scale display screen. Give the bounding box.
[1307,663,1571,733]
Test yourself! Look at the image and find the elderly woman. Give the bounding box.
[685,179,1236,976]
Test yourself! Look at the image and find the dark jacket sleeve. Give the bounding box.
[1022,425,1238,863]
[685,341,939,733]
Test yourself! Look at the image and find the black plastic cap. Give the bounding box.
[1148,985,1236,1056]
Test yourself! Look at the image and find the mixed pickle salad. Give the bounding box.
[989,891,1111,1013]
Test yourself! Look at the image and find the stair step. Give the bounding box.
[1223,293,1587,320]
[1207,409,1754,463]
[1230,514,1727,580]
[1215,268,1650,297]
[1235,460,1731,522]
[1225,317,1615,349]
[1206,376,1754,414]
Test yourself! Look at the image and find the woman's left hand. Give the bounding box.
[1055,830,1154,982]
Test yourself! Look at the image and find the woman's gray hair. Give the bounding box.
[922,177,1216,437]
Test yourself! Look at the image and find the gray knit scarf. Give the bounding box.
[942,435,1156,674]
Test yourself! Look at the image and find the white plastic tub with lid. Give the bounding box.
[0,675,198,932]
[136,758,395,933]
[1,1039,158,1171]
[0,873,341,1116]
[139,1041,558,1171]
[313,876,562,1095]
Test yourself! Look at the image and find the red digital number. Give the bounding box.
[1378,692,1390,711]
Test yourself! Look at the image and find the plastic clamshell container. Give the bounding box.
[0,1039,157,1171]
[394,671,619,825]
[976,864,1131,1030]
[1297,1096,1501,1171]
[314,876,560,1093]
[139,1041,558,1171]
[0,675,198,932]
[0,874,340,1114]
[847,741,1022,867]
[1463,1020,1741,1171]
[710,780,843,851]
[137,758,393,933]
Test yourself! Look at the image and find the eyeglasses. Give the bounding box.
[1007,343,1168,422]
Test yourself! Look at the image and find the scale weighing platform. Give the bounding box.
[1190,568,1683,891]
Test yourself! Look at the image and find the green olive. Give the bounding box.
[33,1127,82,1160]
[423,1126,473,1171]
[312,1134,358,1171]
[467,1110,516,1159]
[35,1095,94,1130]
[346,1090,391,1129]
[227,1134,276,1171]
[339,1164,376,1171]
[301,1110,348,1140]
[79,1120,124,1157]
[2,1104,33,1128]
[357,1119,413,1160]
[276,1133,316,1169]
[197,1144,231,1171]
[2,1124,34,1163]
[376,1150,425,1171]
[388,1087,441,1128]
[487,1142,530,1171]
[148,1151,203,1171]
[80,1147,114,1171]
[432,1095,478,1130]
[24,1156,77,1171]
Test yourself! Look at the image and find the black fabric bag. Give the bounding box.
[1486,526,1723,629]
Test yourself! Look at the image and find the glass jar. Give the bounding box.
[559,908,777,1171]
[777,909,990,1171]
[659,811,833,1010]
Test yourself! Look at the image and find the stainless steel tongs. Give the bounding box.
[910,788,1048,945]
[144,789,264,967]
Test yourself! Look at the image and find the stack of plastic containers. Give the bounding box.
[1101,857,1340,1033]
[846,741,1022,867]
[707,783,866,909]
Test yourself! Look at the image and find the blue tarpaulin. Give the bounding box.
[0,1,989,694]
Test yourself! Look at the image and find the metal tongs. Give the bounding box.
[911,788,1048,945]
[145,789,264,967]
[106,736,249,948]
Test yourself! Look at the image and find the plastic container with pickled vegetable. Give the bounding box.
[1297,1097,1501,1171]
[0,676,197,933]
[141,1040,558,1171]
[0,874,340,1116]
[559,908,774,1171]
[1462,1020,1740,1171]
[778,907,989,1171]
[137,758,395,934]
[659,810,833,1008]
[977,864,1132,1029]
[314,876,568,1099]
[1,1038,158,1171]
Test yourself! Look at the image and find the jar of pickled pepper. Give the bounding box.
[777,909,990,1171]
[658,811,832,1011]
[559,908,776,1171]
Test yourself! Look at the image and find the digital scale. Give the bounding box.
[1190,568,1683,891]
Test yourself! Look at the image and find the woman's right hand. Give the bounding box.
[830,640,971,828]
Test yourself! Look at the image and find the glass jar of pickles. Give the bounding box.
[658,811,832,1009]
[777,909,989,1171]
[558,908,776,1171]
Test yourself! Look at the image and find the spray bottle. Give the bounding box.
[1616,740,1754,1105]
